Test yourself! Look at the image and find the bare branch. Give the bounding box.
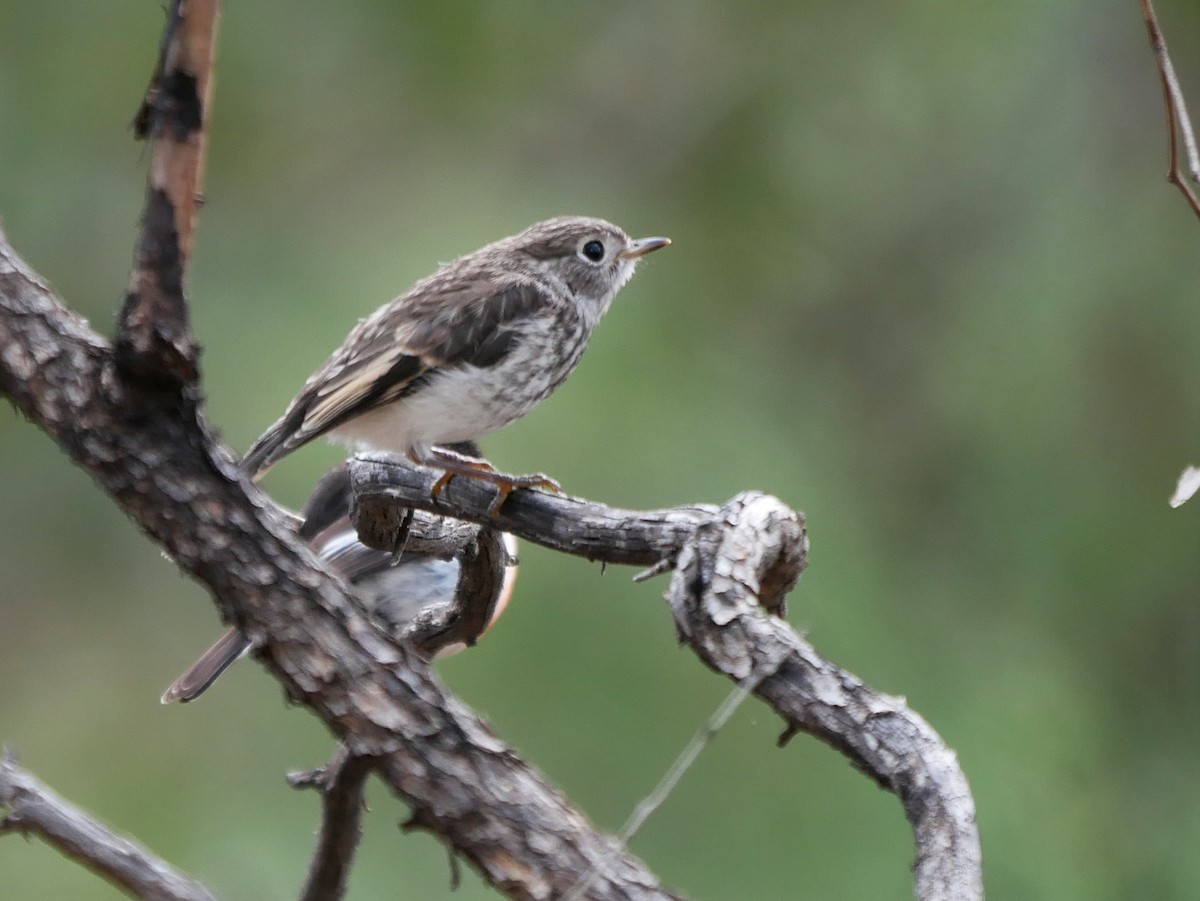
[350,455,984,901]
[0,750,217,901]
[2,4,679,891]
[132,0,219,261]
[1141,0,1200,220]
[442,524,511,648]
[289,746,377,901]
[670,498,981,900]
[350,454,721,570]
[0,231,678,899]
[0,4,979,897]
[117,0,220,387]
[565,676,769,901]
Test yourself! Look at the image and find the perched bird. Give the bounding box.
[241,216,669,508]
[162,451,518,703]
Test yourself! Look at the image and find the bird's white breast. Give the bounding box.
[325,306,587,456]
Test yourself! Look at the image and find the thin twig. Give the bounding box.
[290,746,378,901]
[563,662,782,901]
[1141,0,1200,219]
[0,750,217,901]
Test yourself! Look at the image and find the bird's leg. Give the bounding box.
[415,446,562,515]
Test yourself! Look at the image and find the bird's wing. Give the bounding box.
[241,271,552,477]
[296,462,392,580]
[296,463,354,540]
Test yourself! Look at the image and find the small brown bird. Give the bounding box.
[241,216,669,507]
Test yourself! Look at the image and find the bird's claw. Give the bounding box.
[430,467,561,516]
[484,473,561,516]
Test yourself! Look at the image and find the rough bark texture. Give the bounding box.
[0,1,982,898]
[0,232,681,900]
[352,457,985,901]
[351,453,721,570]
[0,751,218,901]
[0,223,984,897]
[289,746,375,901]
[344,505,513,656]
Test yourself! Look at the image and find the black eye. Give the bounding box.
[581,240,605,262]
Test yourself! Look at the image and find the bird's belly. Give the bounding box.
[403,362,540,441]
[328,334,580,454]
[405,353,564,443]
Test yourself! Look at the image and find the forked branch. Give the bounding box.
[0,227,680,899]
[351,456,984,901]
[0,0,981,897]
[288,746,377,901]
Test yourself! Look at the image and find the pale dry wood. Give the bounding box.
[0,751,217,901]
[118,0,220,386]
[0,0,981,894]
[351,456,984,901]
[0,226,680,900]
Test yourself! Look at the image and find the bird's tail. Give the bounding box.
[240,404,309,479]
[160,628,253,704]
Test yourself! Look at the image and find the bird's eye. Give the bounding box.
[581,240,605,263]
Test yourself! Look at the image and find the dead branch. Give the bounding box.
[289,746,376,901]
[0,750,217,901]
[0,1,981,898]
[0,227,680,899]
[1141,0,1200,220]
[351,455,985,901]
[1,5,675,895]
[116,0,219,387]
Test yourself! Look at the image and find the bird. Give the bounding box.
[240,216,669,510]
[162,448,519,703]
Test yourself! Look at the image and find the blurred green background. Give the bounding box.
[2,2,1199,898]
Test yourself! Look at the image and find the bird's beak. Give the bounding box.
[620,236,671,259]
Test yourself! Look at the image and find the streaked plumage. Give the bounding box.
[241,216,669,502]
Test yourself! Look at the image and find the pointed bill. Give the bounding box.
[619,236,671,259]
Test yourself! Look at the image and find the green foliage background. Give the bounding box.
[2,3,1199,898]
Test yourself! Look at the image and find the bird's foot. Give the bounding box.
[477,471,562,516]
[423,450,561,515]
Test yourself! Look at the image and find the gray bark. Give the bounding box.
[0,0,982,897]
